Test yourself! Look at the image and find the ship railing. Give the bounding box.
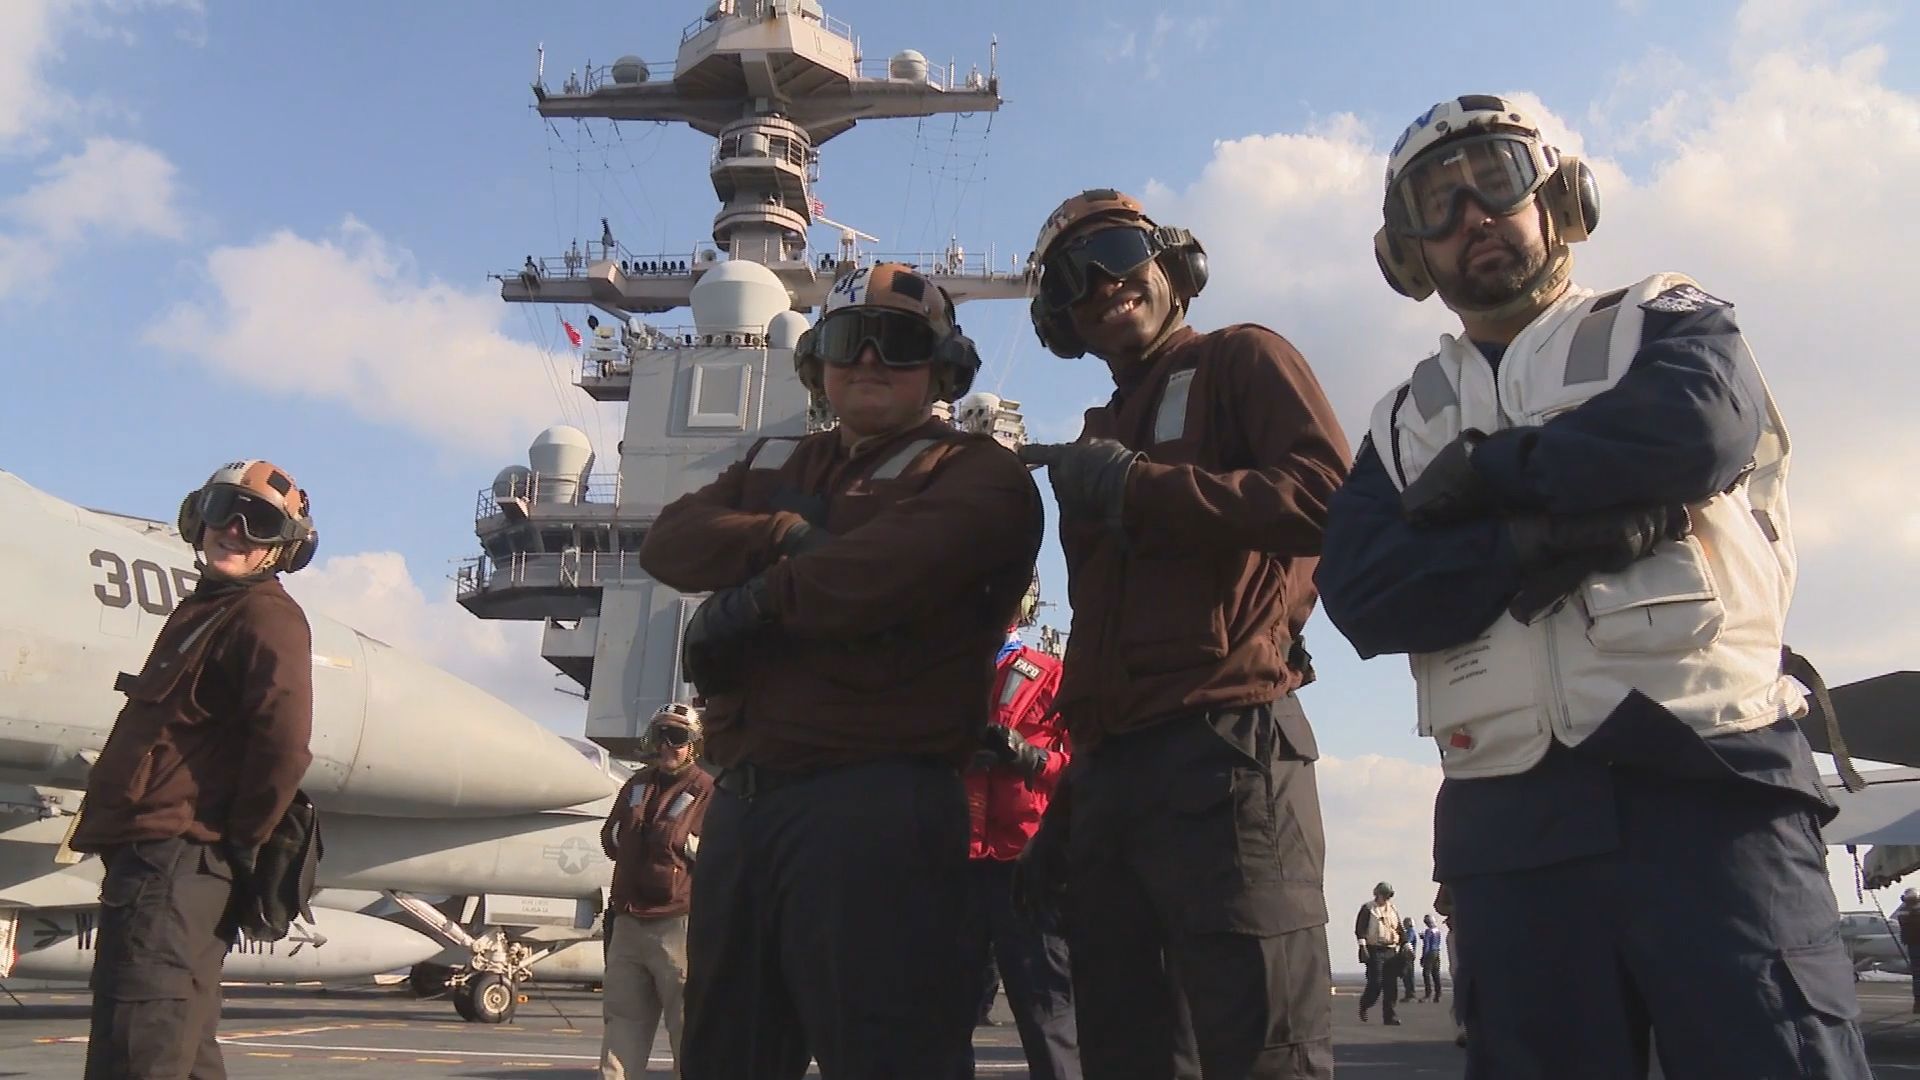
[566,59,682,96]
[710,137,815,172]
[853,59,969,93]
[474,471,630,520]
[457,549,659,597]
[683,2,853,44]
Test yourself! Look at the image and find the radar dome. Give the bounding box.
[766,310,808,350]
[890,49,929,82]
[492,464,533,502]
[691,259,792,336]
[528,426,595,503]
[610,56,649,84]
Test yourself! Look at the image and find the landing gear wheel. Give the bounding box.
[451,982,478,1021]
[408,962,451,998]
[461,972,518,1024]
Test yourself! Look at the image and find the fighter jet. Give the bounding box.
[0,468,623,1021]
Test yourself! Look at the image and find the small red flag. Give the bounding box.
[561,319,582,348]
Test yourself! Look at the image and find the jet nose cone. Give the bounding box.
[336,639,616,816]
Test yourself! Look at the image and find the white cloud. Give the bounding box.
[284,549,581,733]
[7,136,184,240]
[142,217,611,460]
[0,1,61,147]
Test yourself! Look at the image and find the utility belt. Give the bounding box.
[714,755,954,802]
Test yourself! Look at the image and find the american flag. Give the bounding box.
[808,193,825,217]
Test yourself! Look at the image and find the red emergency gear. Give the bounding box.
[967,642,1070,860]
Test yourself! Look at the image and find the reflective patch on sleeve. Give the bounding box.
[1640,284,1730,314]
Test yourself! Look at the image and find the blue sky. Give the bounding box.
[5,0,1918,930]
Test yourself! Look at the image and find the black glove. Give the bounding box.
[980,724,1049,780]
[222,840,258,882]
[769,489,832,560]
[1011,792,1071,927]
[681,576,773,696]
[1506,505,1692,622]
[1399,429,1493,525]
[775,521,834,559]
[1018,440,1139,528]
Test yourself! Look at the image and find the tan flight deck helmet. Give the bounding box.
[1027,188,1209,359]
[1374,94,1600,322]
[644,701,704,756]
[176,459,319,573]
[793,262,982,401]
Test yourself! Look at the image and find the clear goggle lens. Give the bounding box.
[1387,134,1544,240]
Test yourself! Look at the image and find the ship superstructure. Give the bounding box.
[456,0,1030,754]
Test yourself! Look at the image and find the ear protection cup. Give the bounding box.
[934,328,982,398]
[282,532,318,573]
[176,491,204,545]
[1031,294,1086,359]
[1372,227,1435,301]
[1152,226,1210,301]
[1540,155,1598,244]
[792,327,824,393]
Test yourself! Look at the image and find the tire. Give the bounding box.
[465,972,518,1024]
[408,962,451,998]
[451,983,478,1022]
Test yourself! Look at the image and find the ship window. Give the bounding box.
[686,362,752,429]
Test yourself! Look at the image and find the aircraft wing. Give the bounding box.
[1822,767,1920,846]
[1798,671,1920,767]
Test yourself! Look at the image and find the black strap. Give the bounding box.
[1784,646,1866,793]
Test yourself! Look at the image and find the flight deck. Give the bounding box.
[6,976,1920,1077]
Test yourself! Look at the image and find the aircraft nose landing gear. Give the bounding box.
[452,971,519,1024]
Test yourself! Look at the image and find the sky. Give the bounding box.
[4,0,1918,961]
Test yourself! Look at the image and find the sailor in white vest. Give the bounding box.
[1316,95,1870,1078]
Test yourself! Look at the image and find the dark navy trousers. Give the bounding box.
[952,857,1081,1080]
[1448,769,1871,1079]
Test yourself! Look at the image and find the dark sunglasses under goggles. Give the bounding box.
[809,309,939,369]
[1037,225,1166,311]
[199,486,304,545]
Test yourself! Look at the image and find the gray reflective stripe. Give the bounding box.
[748,439,799,470]
[1408,354,1456,421]
[997,669,1030,708]
[1153,369,1197,443]
[871,438,938,481]
[1565,304,1621,386]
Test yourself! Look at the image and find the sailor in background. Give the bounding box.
[599,702,713,1080]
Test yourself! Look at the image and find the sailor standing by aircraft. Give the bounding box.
[71,460,319,1080]
[639,263,1044,1079]
[1316,93,1872,1077]
[954,575,1081,1080]
[1014,189,1351,1080]
[599,701,713,1080]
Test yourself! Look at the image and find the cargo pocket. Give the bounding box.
[1778,937,1861,1023]
[1580,537,1725,654]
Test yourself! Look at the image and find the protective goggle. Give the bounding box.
[199,485,303,544]
[646,723,695,748]
[1385,133,1547,240]
[809,309,938,369]
[1037,224,1161,311]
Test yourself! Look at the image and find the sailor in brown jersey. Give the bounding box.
[1015,190,1351,1080]
[598,702,713,1080]
[640,263,1043,1079]
[72,459,319,1080]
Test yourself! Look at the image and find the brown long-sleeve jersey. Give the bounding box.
[1056,324,1352,749]
[641,418,1044,770]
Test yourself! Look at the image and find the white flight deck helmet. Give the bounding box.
[1904,888,1920,905]
[1373,94,1599,322]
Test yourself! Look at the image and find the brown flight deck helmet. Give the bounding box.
[794,262,982,402]
[176,459,319,573]
[1027,188,1209,359]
